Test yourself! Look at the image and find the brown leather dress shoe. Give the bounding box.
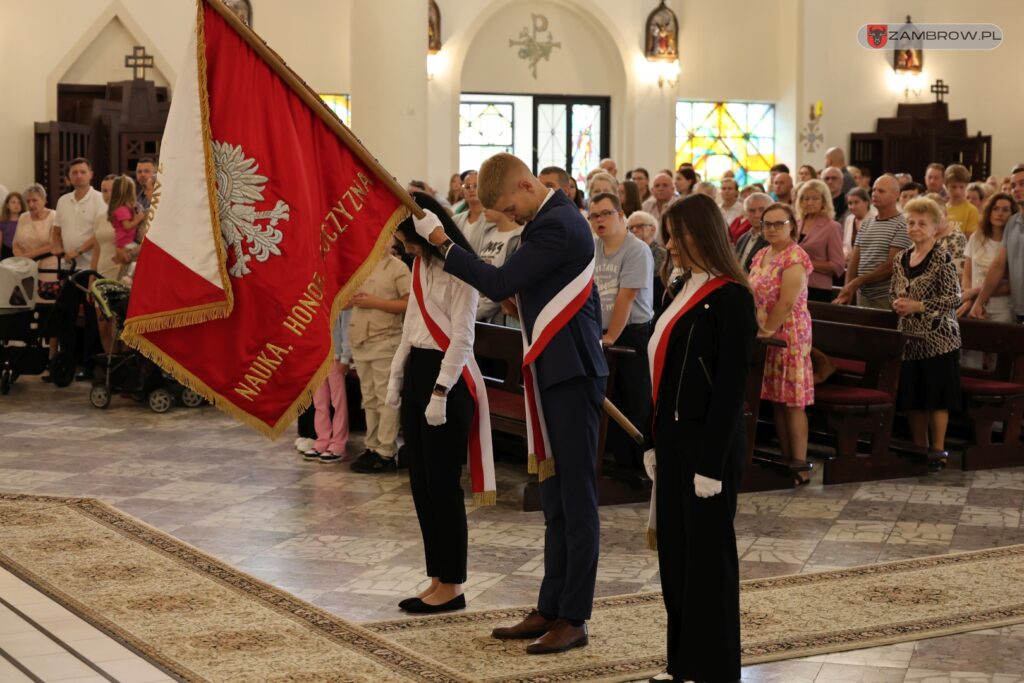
[491,610,554,640]
[525,619,588,655]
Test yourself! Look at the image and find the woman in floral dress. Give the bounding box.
[749,203,814,484]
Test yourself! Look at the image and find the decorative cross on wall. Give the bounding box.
[124,45,154,81]
[930,79,950,103]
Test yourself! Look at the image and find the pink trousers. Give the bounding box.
[313,363,350,454]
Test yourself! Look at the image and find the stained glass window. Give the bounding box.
[459,102,515,174]
[535,104,567,174]
[675,101,775,187]
[570,104,601,185]
[320,94,352,127]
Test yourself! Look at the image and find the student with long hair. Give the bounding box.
[107,175,144,272]
[645,193,757,683]
[386,193,494,614]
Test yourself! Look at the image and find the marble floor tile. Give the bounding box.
[887,522,958,546]
[5,381,1024,681]
[823,520,894,543]
[958,506,1021,529]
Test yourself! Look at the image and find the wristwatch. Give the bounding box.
[438,238,455,258]
[432,383,449,397]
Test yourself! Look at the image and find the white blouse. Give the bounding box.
[394,256,479,389]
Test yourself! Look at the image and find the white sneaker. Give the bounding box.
[295,437,315,452]
[649,672,674,682]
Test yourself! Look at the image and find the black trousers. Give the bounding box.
[537,374,606,622]
[400,347,473,584]
[655,419,744,682]
[297,405,316,439]
[54,281,97,366]
[807,287,835,303]
[606,322,652,469]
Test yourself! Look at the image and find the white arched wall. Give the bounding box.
[425,0,669,188]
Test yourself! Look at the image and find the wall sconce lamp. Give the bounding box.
[427,51,445,81]
[645,1,680,89]
[890,15,925,100]
[653,59,680,88]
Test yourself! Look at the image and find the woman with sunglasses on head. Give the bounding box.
[644,193,757,683]
[748,203,814,484]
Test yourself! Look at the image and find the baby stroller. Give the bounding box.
[0,256,77,393]
[88,278,203,413]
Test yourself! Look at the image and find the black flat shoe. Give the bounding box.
[401,594,466,614]
[398,597,420,610]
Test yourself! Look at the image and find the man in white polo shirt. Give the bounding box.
[52,157,105,271]
[52,157,106,380]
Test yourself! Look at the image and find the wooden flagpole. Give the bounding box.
[202,0,424,219]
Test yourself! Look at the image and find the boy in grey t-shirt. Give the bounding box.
[588,192,653,470]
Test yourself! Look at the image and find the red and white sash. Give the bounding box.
[516,259,596,481]
[648,275,731,408]
[411,258,496,505]
[645,274,730,550]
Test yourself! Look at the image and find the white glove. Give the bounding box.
[413,209,444,243]
[694,473,722,498]
[643,449,656,481]
[385,380,402,408]
[425,393,447,426]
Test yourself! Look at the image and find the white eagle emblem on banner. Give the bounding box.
[212,140,290,278]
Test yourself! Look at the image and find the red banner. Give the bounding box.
[123,1,409,436]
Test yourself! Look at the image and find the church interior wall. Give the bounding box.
[799,0,1024,176]
[1,0,1022,195]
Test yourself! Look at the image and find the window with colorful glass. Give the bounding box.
[319,94,352,127]
[675,101,775,187]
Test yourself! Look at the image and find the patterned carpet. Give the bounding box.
[367,546,1024,682]
[4,493,1024,683]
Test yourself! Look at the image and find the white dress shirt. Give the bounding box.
[393,256,479,390]
[54,187,106,270]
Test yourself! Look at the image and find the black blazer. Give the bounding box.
[653,282,757,479]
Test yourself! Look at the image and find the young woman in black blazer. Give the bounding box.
[645,193,757,683]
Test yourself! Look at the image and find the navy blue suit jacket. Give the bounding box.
[444,189,608,390]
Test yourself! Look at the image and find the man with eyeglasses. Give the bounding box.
[590,192,653,472]
[627,210,666,305]
[835,175,911,308]
[734,192,773,272]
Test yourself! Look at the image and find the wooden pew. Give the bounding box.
[957,319,1024,469]
[807,319,932,484]
[473,322,649,510]
[810,302,1024,471]
[743,338,815,491]
[473,322,798,503]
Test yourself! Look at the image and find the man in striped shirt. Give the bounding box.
[835,175,911,309]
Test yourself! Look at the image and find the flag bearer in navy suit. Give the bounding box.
[414,153,608,655]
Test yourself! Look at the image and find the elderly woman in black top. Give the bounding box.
[644,193,757,683]
[890,196,962,456]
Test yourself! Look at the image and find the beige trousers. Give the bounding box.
[353,342,400,459]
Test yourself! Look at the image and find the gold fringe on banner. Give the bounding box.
[122,205,408,440]
[527,452,538,474]
[536,457,556,482]
[472,490,497,507]
[646,527,658,552]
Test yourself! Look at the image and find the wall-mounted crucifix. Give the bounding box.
[930,79,950,103]
[124,45,154,81]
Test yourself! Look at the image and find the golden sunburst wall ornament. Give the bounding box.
[509,14,561,79]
